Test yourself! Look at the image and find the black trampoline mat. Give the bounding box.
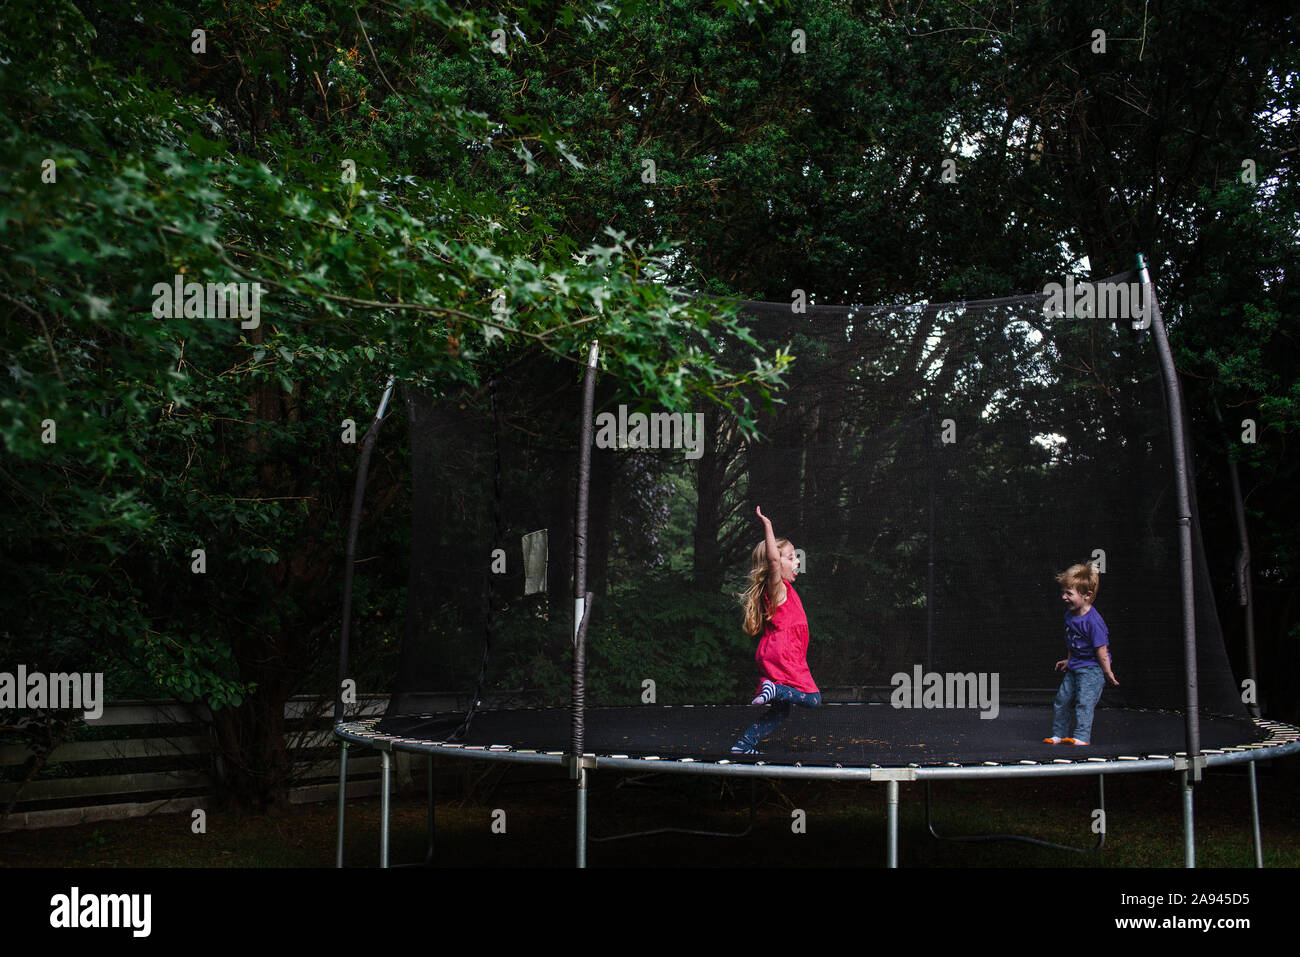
[377,704,1264,767]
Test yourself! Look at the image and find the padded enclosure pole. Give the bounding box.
[1140,253,1201,865]
[1138,255,1202,774]
[337,377,396,724]
[573,341,599,868]
[336,378,393,869]
[925,410,936,671]
[575,342,598,642]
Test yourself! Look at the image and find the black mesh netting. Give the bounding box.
[376,271,1249,758]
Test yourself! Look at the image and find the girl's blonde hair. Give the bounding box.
[740,538,791,636]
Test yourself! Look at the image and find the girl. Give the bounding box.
[731,506,822,754]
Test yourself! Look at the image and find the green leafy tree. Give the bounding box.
[0,0,787,807]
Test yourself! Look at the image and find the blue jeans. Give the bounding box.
[735,684,822,750]
[1052,666,1105,741]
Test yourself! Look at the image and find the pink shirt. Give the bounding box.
[755,581,819,694]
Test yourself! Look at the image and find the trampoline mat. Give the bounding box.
[377,704,1264,767]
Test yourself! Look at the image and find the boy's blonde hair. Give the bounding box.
[1056,562,1100,597]
[740,538,791,636]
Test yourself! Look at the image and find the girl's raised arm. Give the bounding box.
[756,506,784,607]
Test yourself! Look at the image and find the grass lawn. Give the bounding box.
[3,756,1297,868]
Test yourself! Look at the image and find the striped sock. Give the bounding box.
[751,679,776,706]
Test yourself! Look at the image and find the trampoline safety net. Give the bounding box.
[374,270,1252,762]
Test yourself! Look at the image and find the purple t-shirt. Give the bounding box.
[1064,607,1109,669]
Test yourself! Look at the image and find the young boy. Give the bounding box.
[1044,563,1119,745]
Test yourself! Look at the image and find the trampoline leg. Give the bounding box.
[886,779,900,869]
[380,749,391,869]
[1098,774,1106,852]
[424,753,436,866]
[1248,762,1262,868]
[1181,770,1195,868]
[335,740,349,868]
[576,766,588,869]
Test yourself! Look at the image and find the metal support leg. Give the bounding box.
[1248,762,1263,868]
[424,753,436,865]
[886,779,899,869]
[380,749,391,869]
[335,740,349,868]
[576,766,588,868]
[1181,770,1195,868]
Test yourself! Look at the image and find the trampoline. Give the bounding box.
[351,704,1293,771]
[334,704,1300,866]
[334,257,1300,866]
